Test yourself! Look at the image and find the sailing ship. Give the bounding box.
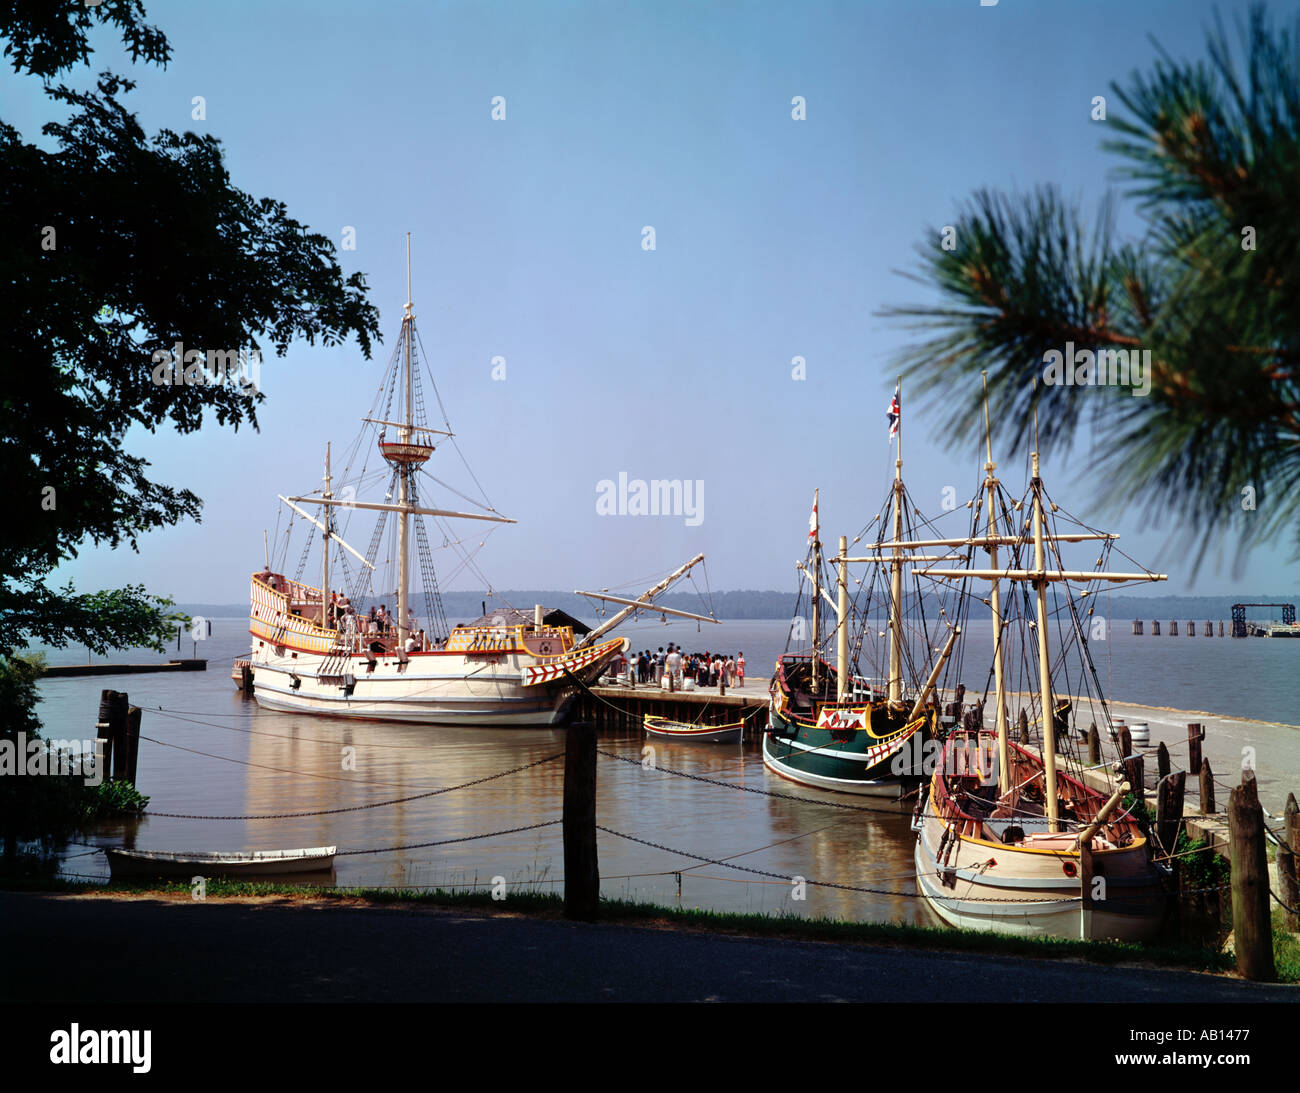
[911,380,1170,940]
[762,384,963,797]
[244,240,709,726]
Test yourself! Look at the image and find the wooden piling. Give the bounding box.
[124,705,142,785]
[1169,620,1178,636]
[563,721,599,921]
[1200,758,1216,814]
[96,690,128,781]
[1187,724,1203,786]
[1131,620,1143,635]
[1152,620,1160,635]
[1118,725,1132,762]
[1157,770,1185,857]
[1087,723,1100,766]
[1278,793,1299,933]
[1157,740,1170,783]
[1123,753,1145,811]
[1227,770,1275,981]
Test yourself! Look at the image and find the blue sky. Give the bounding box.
[17,0,1300,602]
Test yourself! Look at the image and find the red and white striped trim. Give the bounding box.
[519,639,621,687]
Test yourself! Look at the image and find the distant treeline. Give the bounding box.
[176,590,1297,623]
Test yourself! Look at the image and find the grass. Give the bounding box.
[2,873,1263,979]
[1274,907,1300,983]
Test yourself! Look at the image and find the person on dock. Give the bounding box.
[654,648,665,685]
[737,652,745,687]
[666,646,681,692]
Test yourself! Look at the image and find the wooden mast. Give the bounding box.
[1029,397,1060,832]
[396,233,413,648]
[577,554,709,647]
[320,443,331,631]
[982,374,1009,795]
[810,489,821,693]
[888,378,903,704]
[836,535,849,702]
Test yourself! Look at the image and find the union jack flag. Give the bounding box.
[887,386,900,440]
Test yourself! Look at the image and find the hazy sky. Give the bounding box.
[18,0,1300,603]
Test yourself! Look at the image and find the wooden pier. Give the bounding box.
[43,658,207,679]
[572,675,770,739]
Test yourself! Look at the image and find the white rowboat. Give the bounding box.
[105,846,336,878]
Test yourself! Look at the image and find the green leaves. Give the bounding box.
[0,6,382,658]
[0,0,170,79]
[881,3,1300,570]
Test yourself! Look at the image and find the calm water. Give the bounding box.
[31,616,1299,921]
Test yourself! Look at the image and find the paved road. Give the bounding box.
[1,892,1293,1003]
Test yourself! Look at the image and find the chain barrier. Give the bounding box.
[336,820,562,856]
[147,752,564,820]
[597,747,913,816]
[595,823,1081,904]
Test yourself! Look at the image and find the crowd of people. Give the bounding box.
[610,645,746,691]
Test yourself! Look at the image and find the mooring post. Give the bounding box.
[240,661,253,695]
[97,689,128,781]
[1187,724,1203,786]
[563,720,599,921]
[1118,726,1132,763]
[1123,754,1145,818]
[1156,770,1185,858]
[1157,741,1171,784]
[1200,758,1216,814]
[1228,770,1275,981]
[1087,723,1100,767]
[1278,793,1299,933]
[125,705,142,785]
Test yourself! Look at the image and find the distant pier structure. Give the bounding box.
[1231,602,1298,638]
[1131,619,1225,637]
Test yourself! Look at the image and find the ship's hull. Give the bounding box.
[247,642,623,727]
[913,733,1168,941]
[913,808,1167,941]
[761,701,933,798]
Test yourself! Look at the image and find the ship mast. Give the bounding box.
[982,375,1010,796]
[888,378,903,704]
[835,535,849,702]
[810,488,821,693]
[576,554,714,647]
[320,442,332,631]
[1029,402,1060,831]
[396,234,414,648]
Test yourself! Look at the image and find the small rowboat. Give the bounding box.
[643,715,742,744]
[105,846,336,878]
